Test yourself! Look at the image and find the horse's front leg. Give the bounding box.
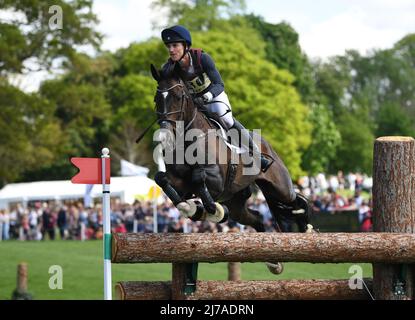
[192,165,228,223]
[154,171,205,220]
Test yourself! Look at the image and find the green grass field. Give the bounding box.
[0,240,372,300]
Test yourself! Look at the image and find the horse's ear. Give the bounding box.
[150,64,161,82]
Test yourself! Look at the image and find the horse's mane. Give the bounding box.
[160,62,183,83]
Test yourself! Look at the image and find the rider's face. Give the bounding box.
[165,42,185,61]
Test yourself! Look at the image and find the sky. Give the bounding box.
[93,0,415,58]
[5,0,415,91]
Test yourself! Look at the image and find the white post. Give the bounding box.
[101,147,112,300]
[152,187,158,233]
[133,219,138,233]
[80,222,86,242]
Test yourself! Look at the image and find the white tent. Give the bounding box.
[0,176,159,209]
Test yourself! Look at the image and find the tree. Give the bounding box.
[0,80,64,185]
[331,112,374,174]
[301,104,341,175]
[244,15,317,104]
[30,53,113,181]
[0,0,101,75]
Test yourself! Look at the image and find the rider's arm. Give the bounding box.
[201,53,224,99]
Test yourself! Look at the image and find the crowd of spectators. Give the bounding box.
[0,172,373,241]
[297,171,372,230]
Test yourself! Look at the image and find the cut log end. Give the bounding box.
[376,136,414,142]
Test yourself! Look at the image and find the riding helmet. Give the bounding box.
[161,25,192,47]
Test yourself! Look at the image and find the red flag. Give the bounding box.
[71,158,110,184]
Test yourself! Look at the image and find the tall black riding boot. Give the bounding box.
[231,120,272,172]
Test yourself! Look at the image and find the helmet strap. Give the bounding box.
[177,43,189,64]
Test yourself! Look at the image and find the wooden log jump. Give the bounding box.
[112,232,415,264]
[116,279,373,300]
[112,137,415,300]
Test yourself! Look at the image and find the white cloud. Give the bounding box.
[245,0,415,59]
[93,0,165,52]
[301,6,406,58]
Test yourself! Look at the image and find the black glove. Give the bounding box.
[193,97,205,107]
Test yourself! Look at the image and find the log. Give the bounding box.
[372,136,415,300]
[115,281,171,300]
[115,279,373,300]
[112,232,415,264]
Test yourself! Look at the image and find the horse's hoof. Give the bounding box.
[266,262,284,275]
[177,200,197,218]
[206,203,225,223]
[305,224,316,233]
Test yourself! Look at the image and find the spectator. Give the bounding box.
[57,206,68,240]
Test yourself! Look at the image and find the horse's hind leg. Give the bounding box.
[223,186,264,232]
[223,186,283,275]
[255,155,313,233]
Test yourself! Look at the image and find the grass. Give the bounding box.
[0,239,372,300]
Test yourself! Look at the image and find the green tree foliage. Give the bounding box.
[331,112,374,174]
[301,104,341,175]
[244,14,317,104]
[0,0,101,75]
[32,53,113,180]
[0,80,64,184]
[0,0,104,184]
[312,36,415,174]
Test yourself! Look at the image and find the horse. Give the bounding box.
[149,63,313,274]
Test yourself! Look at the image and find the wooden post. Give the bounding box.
[17,262,28,293]
[228,262,241,281]
[373,136,415,300]
[227,227,241,281]
[171,263,198,300]
[12,262,32,300]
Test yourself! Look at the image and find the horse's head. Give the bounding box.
[151,64,195,129]
[151,63,197,150]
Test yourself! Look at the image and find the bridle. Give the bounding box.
[156,81,197,132]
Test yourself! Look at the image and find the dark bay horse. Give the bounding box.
[150,64,313,273]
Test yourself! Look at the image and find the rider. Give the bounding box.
[160,25,272,172]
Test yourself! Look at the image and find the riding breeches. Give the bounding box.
[205,91,234,129]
